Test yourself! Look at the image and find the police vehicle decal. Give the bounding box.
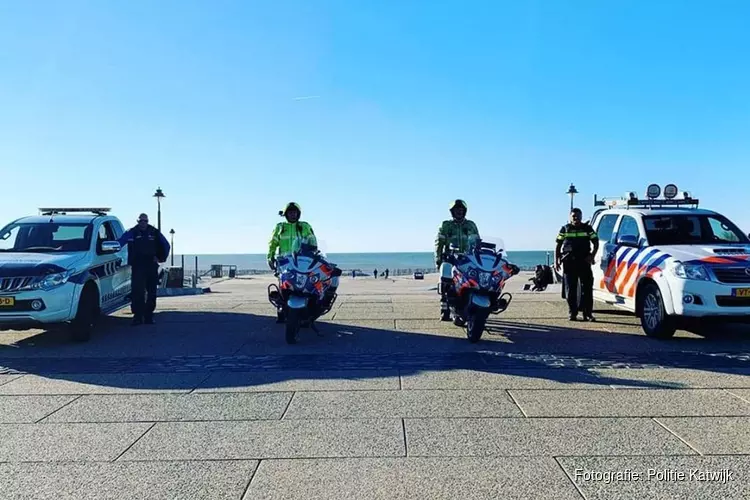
[69,259,125,284]
[602,246,673,297]
[101,284,131,304]
[0,262,68,278]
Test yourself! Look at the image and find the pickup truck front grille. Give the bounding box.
[0,277,35,293]
[712,267,750,284]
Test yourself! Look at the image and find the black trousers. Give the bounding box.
[131,262,159,319]
[563,259,594,316]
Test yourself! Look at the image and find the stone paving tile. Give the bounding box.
[245,457,580,500]
[44,392,292,423]
[509,389,750,417]
[0,395,78,423]
[119,419,405,461]
[0,373,208,395]
[0,423,152,462]
[557,455,750,500]
[405,417,696,457]
[592,368,750,389]
[728,389,750,403]
[283,390,524,419]
[657,416,750,455]
[195,370,400,392]
[400,368,620,390]
[0,374,21,387]
[0,460,258,500]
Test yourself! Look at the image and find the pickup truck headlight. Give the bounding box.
[670,262,709,281]
[32,270,74,290]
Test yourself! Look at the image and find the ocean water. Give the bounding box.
[172,251,555,273]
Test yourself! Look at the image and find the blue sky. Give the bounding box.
[1,0,749,253]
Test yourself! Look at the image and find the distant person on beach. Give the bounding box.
[352,270,356,278]
[385,268,389,279]
[118,213,170,326]
[373,268,378,279]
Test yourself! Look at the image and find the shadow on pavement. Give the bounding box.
[0,307,749,392]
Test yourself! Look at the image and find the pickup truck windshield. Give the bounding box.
[0,222,93,253]
[643,214,749,246]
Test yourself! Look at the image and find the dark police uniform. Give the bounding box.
[556,222,598,319]
[119,225,170,324]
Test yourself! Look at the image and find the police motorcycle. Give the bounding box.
[439,237,521,342]
[267,236,342,344]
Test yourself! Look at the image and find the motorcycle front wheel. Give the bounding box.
[466,308,489,343]
[285,308,302,344]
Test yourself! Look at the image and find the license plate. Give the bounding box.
[0,297,15,307]
[731,288,750,298]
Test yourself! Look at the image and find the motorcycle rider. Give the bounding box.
[267,202,317,270]
[267,202,337,322]
[434,199,481,324]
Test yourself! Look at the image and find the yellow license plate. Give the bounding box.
[0,297,15,307]
[732,288,750,298]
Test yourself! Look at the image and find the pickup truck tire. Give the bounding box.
[70,285,99,342]
[639,283,676,339]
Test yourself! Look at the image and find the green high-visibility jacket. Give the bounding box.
[267,221,317,260]
[435,219,480,263]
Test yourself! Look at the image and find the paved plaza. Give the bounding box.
[1,274,749,499]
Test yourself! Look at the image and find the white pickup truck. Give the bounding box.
[0,208,132,341]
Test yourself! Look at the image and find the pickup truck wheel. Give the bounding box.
[640,283,676,339]
[70,286,99,342]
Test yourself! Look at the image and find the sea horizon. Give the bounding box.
[171,250,557,273]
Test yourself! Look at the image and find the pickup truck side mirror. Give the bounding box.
[100,241,121,254]
[616,234,639,248]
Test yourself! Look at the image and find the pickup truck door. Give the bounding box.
[93,221,129,311]
[591,213,621,303]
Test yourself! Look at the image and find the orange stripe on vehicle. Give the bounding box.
[700,256,745,264]
[625,262,655,297]
[608,258,631,294]
[617,261,640,295]
[600,259,617,288]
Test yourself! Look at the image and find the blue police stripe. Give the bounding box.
[616,247,634,266]
[625,247,646,267]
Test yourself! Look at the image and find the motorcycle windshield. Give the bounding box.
[467,236,510,271]
[278,235,336,275]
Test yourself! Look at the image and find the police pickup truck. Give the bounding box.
[0,208,131,341]
[589,183,750,338]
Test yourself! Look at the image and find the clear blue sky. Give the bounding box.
[1,0,749,254]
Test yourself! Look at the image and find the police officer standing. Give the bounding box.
[119,213,170,325]
[555,208,599,321]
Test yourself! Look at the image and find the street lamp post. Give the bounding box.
[169,229,175,266]
[153,187,165,232]
[566,183,579,211]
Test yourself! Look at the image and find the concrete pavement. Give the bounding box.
[1,274,749,499]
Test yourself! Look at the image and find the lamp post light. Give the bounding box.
[153,187,165,232]
[566,183,579,211]
[169,229,175,266]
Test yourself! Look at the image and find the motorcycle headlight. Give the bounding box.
[670,262,709,281]
[33,270,73,290]
[310,274,320,284]
[295,273,309,288]
[479,271,491,287]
